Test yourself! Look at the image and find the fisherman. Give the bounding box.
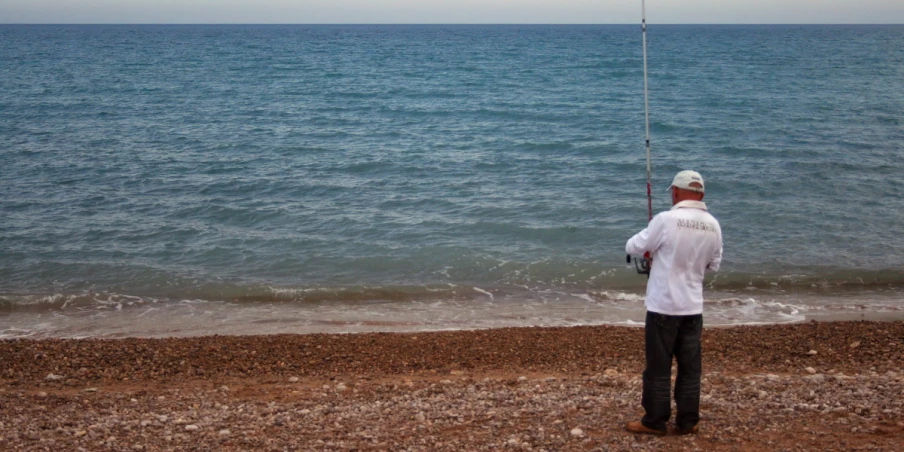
[624,170,723,436]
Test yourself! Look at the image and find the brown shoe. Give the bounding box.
[625,421,666,436]
[675,425,699,435]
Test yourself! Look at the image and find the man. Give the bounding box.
[624,170,723,436]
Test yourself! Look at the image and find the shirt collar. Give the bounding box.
[671,200,708,211]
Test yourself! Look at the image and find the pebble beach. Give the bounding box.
[1,321,903,451]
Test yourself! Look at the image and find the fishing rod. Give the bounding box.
[627,0,653,275]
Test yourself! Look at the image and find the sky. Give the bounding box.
[0,0,902,24]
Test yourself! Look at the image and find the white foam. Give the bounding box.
[597,291,645,302]
[472,287,494,300]
[137,307,158,318]
[570,293,596,303]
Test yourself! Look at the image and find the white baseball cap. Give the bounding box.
[668,170,705,193]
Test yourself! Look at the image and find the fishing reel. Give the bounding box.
[627,253,652,276]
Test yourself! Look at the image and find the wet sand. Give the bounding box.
[1,321,902,450]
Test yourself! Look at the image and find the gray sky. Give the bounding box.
[1,0,902,24]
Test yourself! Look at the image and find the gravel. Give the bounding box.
[1,321,902,451]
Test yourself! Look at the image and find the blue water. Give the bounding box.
[2,25,904,337]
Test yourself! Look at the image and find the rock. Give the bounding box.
[83,387,98,392]
[570,427,584,438]
[288,377,300,383]
[45,373,65,381]
[415,412,426,423]
[336,383,347,392]
[805,367,817,375]
[850,341,861,349]
[766,374,780,381]
[807,350,818,355]
[804,374,825,384]
[219,429,231,436]
[604,369,619,377]
[185,425,199,431]
[37,392,48,398]
[518,376,528,382]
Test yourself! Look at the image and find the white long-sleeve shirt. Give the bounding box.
[625,200,723,316]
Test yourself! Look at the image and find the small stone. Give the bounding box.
[807,350,818,355]
[518,376,528,382]
[804,374,825,384]
[130,398,138,403]
[75,431,87,437]
[805,367,817,375]
[37,392,48,398]
[185,425,199,431]
[218,429,231,436]
[45,373,64,381]
[758,390,768,398]
[570,427,584,437]
[766,374,780,381]
[604,369,619,376]
[336,383,347,392]
[849,341,861,349]
[288,377,299,383]
[415,412,426,423]
[439,380,453,385]
[83,387,98,393]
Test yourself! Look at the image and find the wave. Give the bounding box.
[2,265,903,315]
[0,284,491,313]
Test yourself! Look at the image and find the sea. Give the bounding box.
[2,24,903,338]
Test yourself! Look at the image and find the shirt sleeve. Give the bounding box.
[706,245,722,272]
[706,227,723,272]
[625,214,665,256]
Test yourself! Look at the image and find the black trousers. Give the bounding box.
[641,310,703,433]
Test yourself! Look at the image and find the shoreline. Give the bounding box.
[2,321,903,450]
[3,301,903,340]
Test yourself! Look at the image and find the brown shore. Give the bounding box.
[1,321,902,451]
